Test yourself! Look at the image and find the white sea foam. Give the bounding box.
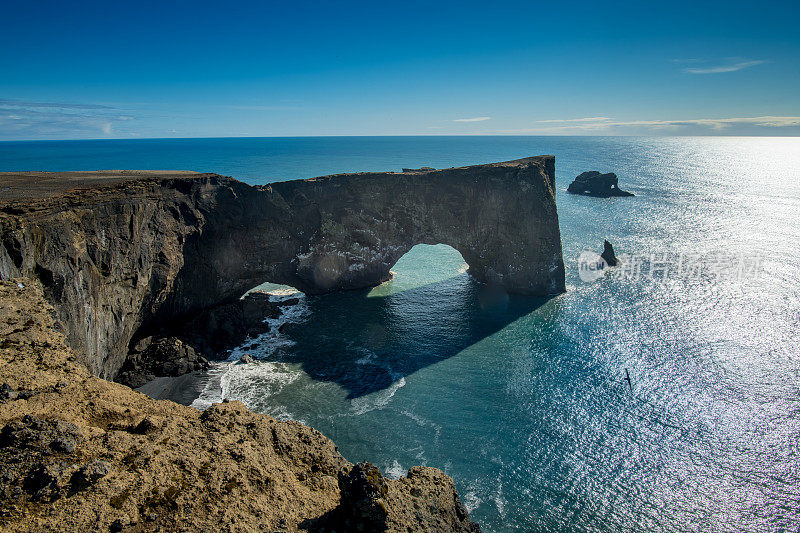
[354,347,377,365]
[406,445,427,465]
[190,362,231,410]
[264,404,299,423]
[463,490,483,512]
[350,374,406,415]
[225,288,310,363]
[190,359,302,411]
[263,286,305,302]
[401,409,442,444]
[385,460,406,480]
[494,480,506,518]
[190,285,310,410]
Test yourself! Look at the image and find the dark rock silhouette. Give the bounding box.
[116,336,209,388]
[0,157,565,379]
[601,240,619,266]
[302,462,481,532]
[567,171,634,197]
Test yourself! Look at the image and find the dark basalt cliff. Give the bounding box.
[0,157,565,380]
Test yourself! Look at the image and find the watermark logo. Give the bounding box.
[577,251,608,283]
[577,250,764,284]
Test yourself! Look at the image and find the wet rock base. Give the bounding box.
[117,291,298,387]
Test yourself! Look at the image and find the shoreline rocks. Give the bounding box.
[117,290,297,386]
[116,337,209,388]
[567,171,634,197]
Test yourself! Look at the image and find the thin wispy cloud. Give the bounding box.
[496,116,800,135]
[682,59,766,74]
[0,98,114,110]
[581,116,800,129]
[0,98,133,139]
[536,117,612,123]
[224,104,304,111]
[453,116,491,122]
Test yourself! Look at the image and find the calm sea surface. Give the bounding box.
[2,136,799,532]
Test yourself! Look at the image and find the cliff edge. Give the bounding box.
[0,158,564,379]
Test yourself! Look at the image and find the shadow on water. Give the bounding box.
[280,273,550,399]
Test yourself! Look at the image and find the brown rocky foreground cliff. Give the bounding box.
[0,281,480,532]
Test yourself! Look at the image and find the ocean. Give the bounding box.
[2,136,798,532]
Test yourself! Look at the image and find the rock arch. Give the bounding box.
[185,156,565,301]
[0,156,565,376]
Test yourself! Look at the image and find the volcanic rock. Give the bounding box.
[0,158,564,380]
[0,280,482,532]
[601,240,619,266]
[567,171,634,197]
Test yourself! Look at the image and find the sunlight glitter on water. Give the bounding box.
[115,136,800,532]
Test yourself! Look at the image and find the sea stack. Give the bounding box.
[567,171,634,197]
[601,240,619,266]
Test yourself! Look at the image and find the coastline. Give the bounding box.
[0,280,481,532]
[0,160,563,531]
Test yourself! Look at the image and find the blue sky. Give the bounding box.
[1,0,798,139]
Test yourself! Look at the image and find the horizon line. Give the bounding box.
[3,133,800,143]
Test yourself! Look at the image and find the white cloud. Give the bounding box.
[0,99,114,110]
[0,99,132,139]
[584,116,800,129]
[495,116,800,134]
[536,117,612,123]
[224,104,303,111]
[453,116,491,122]
[684,59,765,74]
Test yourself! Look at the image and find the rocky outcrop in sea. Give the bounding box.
[567,171,634,197]
[601,240,619,266]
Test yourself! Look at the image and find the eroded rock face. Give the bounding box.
[116,337,209,388]
[303,462,481,532]
[567,171,634,197]
[0,157,564,379]
[116,290,296,386]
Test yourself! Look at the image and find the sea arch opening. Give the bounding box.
[367,243,470,298]
[232,279,309,356]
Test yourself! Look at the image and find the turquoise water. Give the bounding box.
[3,137,799,531]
